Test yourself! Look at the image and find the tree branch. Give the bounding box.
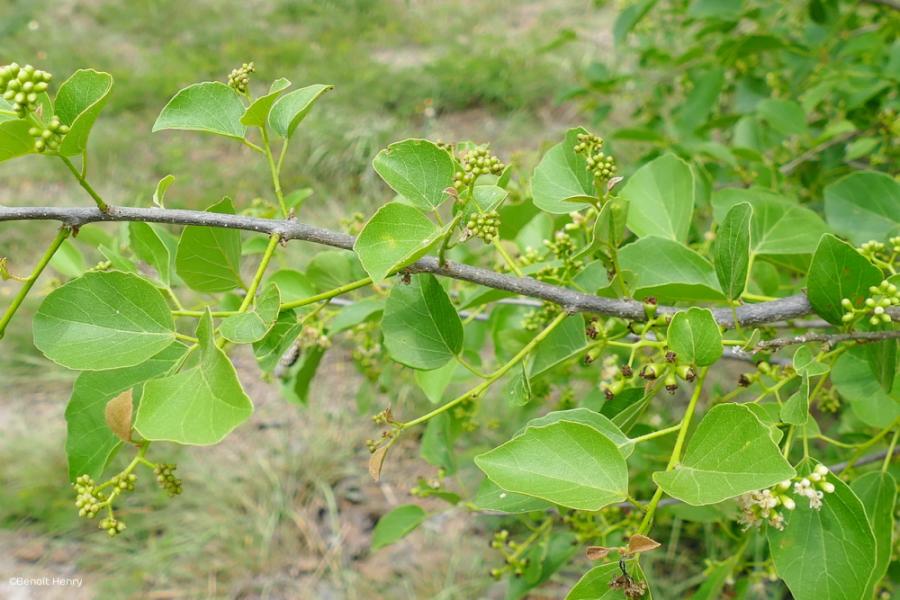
[2,205,896,328]
[754,330,900,352]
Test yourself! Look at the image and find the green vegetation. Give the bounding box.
[1,1,898,598]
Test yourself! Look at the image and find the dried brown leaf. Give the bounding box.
[105,390,133,443]
[585,545,612,560]
[369,444,389,481]
[624,534,661,555]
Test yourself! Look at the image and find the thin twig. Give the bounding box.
[1,204,897,328]
[754,330,900,352]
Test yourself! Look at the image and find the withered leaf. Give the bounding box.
[369,444,390,481]
[586,545,612,560]
[623,534,661,555]
[105,389,134,443]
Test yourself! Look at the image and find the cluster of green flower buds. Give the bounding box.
[0,63,51,118]
[465,210,500,244]
[737,464,834,531]
[227,62,255,94]
[29,116,69,153]
[522,301,560,331]
[98,516,126,537]
[111,472,137,492]
[573,131,617,181]
[489,529,530,579]
[73,475,105,518]
[841,280,898,325]
[453,146,504,191]
[154,463,183,497]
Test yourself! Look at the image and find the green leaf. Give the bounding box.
[471,184,508,212]
[129,222,171,285]
[0,119,35,162]
[414,359,460,403]
[152,82,246,140]
[619,237,723,302]
[792,344,829,376]
[267,269,316,303]
[307,250,366,291]
[768,464,877,600]
[475,421,629,511]
[757,98,808,136]
[152,174,175,208]
[135,310,253,445]
[420,412,458,474]
[175,197,244,292]
[806,234,882,325]
[33,271,176,371]
[830,349,900,428]
[614,0,656,45]
[65,343,186,481]
[370,504,426,551]
[529,314,587,377]
[622,153,694,243]
[850,472,896,592]
[781,374,809,426]
[354,202,443,282]
[49,239,86,278]
[54,69,113,156]
[507,532,579,600]
[523,408,634,457]
[824,171,900,246]
[219,284,281,343]
[382,274,463,370]
[268,83,333,138]
[252,309,302,372]
[531,127,596,214]
[566,560,649,600]
[674,67,725,136]
[241,78,291,127]
[329,297,384,334]
[653,404,795,505]
[667,308,723,367]
[504,362,532,407]
[290,345,325,405]
[713,202,752,300]
[576,196,629,260]
[712,188,829,255]
[865,338,897,393]
[472,478,552,514]
[372,139,455,211]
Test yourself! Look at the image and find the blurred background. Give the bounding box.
[0,0,896,598]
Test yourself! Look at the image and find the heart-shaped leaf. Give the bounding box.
[33,271,176,370]
[667,307,723,366]
[54,69,113,156]
[135,311,253,445]
[354,202,444,282]
[806,234,882,325]
[475,421,629,510]
[372,139,455,211]
[382,274,463,370]
[622,153,694,243]
[532,127,596,214]
[175,197,244,292]
[219,284,281,343]
[653,404,795,505]
[153,82,246,140]
[268,83,332,138]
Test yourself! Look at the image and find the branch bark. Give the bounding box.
[2,205,896,328]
